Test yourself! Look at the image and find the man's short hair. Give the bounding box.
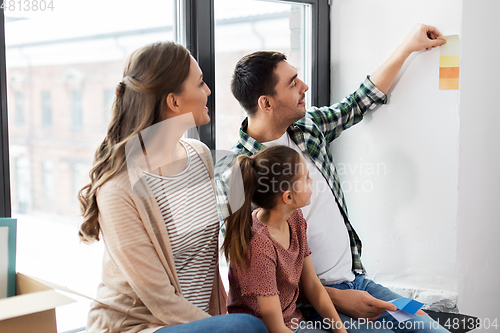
[231,51,287,115]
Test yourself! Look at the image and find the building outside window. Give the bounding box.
[70,90,83,131]
[103,89,114,126]
[15,157,30,214]
[42,160,54,199]
[15,91,24,127]
[41,91,52,129]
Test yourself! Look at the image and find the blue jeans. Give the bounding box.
[154,313,268,333]
[308,275,450,333]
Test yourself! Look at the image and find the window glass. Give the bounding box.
[214,0,312,150]
[5,1,180,330]
[103,89,114,125]
[214,0,312,290]
[42,160,54,199]
[41,90,52,128]
[14,91,24,126]
[71,89,83,131]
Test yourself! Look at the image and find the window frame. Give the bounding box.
[0,0,330,216]
[1,9,12,218]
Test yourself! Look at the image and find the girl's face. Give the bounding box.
[291,157,313,208]
[174,56,211,126]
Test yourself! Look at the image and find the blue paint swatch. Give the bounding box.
[391,297,424,315]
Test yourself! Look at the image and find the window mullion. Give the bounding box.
[315,0,330,107]
[0,9,12,218]
[184,0,216,151]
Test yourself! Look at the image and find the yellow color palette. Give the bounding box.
[438,35,460,90]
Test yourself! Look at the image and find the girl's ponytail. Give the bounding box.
[223,145,302,268]
[223,155,256,268]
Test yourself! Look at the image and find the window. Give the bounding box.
[42,160,54,199]
[14,91,24,126]
[103,89,114,126]
[185,0,330,150]
[72,163,85,205]
[15,157,30,214]
[0,0,328,330]
[41,91,52,129]
[1,1,181,331]
[214,0,313,150]
[71,90,83,131]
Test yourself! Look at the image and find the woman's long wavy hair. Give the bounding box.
[78,42,191,243]
[222,145,302,268]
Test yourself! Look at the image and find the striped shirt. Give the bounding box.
[144,141,219,312]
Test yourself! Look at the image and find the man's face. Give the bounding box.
[269,60,309,126]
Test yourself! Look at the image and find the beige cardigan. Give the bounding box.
[87,139,227,333]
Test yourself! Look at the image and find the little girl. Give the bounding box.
[223,145,347,333]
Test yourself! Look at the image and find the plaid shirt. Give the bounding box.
[215,76,387,275]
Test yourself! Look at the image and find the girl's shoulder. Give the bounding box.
[287,209,309,247]
[288,208,307,229]
[247,225,277,261]
[249,210,275,246]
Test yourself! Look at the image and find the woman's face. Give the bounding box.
[174,56,211,126]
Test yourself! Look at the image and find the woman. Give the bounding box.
[78,42,267,333]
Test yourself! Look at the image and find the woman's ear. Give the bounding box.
[165,92,181,116]
[257,95,273,114]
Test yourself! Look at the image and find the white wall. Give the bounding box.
[457,0,500,322]
[330,0,500,319]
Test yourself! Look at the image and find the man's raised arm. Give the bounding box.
[370,23,446,94]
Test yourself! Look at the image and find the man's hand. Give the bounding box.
[400,23,446,55]
[370,23,446,93]
[326,288,397,321]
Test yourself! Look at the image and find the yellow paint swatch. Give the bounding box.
[439,56,460,68]
[438,35,460,90]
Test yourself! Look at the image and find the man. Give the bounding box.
[215,24,450,332]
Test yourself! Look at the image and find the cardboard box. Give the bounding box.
[0,273,77,333]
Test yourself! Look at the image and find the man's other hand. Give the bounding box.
[326,288,398,321]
